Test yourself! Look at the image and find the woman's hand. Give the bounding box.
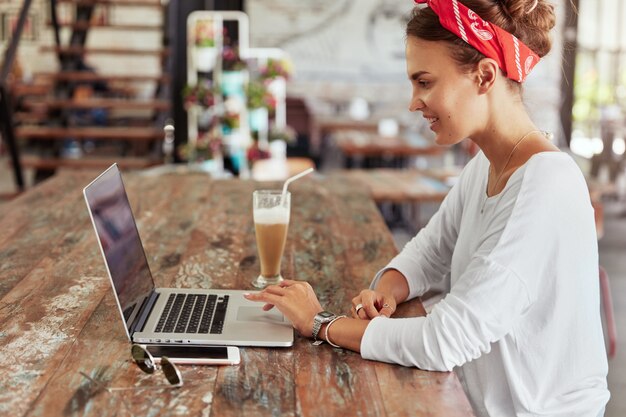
[351,269,409,319]
[244,280,323,337]
[351,289,396,320]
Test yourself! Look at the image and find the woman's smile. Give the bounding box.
[424,115,440,129]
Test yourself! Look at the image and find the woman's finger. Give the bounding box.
[360,291,381,319]
[362,302,379,319]
[352,302,364,319]
[351,296,362,318]
[244,291,282,307]
[264,285,288,296]
[262,303,275,311]
[352,290,377,319]
[377,300,395,318]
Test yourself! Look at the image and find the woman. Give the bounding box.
[245,1,610,415]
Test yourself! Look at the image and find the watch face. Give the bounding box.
[319,311,334,318]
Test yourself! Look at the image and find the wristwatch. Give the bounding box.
[312,311,337,344]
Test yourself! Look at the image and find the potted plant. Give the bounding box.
[220,46,248,96]
[268,125,297,144]
[262,58,292,98]
[260,58,293,128]
[260,58,293,81]
[246,81,276,132]
[266,125,296,159]
[183,81,218,131]
[182,81,216,109]
[178,130,222,163]
[247,140,271,165]
[221,111,241,134]
[194,19,218,72]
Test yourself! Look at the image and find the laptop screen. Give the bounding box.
[84,165,155,330]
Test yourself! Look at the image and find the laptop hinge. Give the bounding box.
[130,290,160,335]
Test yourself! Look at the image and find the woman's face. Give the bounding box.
[405,36,485,146]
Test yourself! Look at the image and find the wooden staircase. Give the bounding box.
[10,0,171,176]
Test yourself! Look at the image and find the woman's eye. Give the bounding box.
[418,80,430,88]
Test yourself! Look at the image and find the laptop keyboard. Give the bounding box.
[155,293,229,334]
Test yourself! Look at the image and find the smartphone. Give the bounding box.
[144,345,240,365]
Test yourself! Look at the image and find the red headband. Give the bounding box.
[414,0,540,82]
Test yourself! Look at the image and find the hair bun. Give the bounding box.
[526,0,540,13]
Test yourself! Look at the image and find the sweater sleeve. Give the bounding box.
[361,254,531,371]
[369,168,466,300]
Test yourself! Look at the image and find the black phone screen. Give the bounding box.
[145,345,229,359]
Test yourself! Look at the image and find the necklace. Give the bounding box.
[480,129,543,214]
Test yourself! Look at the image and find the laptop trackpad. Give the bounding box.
[237,306,285,323]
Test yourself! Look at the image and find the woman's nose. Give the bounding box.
[408,95,424,112]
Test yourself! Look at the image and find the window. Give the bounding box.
[571,0,626,160]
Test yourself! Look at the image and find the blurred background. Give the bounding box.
[0,0,623,415]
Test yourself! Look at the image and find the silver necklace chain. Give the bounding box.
[480,129,546,214]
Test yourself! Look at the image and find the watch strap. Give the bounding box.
[312,311,337,343]
[311,317,324,341]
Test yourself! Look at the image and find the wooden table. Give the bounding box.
[334,168,459,231]
[338,169,456,203]
[333,130,444,168]
[0,170,474,417]
[315,117,380,137]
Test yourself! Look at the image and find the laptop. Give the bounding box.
[83,164,293,347]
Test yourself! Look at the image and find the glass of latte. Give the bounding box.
[252,190,290,288]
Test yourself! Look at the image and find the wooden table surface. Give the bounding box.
[315,117,380,136]
[0,170,474,417]
[338,169,456,203]
[333,130,444,158]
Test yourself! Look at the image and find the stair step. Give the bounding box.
[10,84,51,96]
[16,126,163,141]
[55,0,164,8]
[20,155,160,170]
[22,98,170,111]
[13,112,158,126]
[12,84,137,100]
[36,72,170,83]
[48,22,162,31]
[41,46,170,56]
[13,112,49,123]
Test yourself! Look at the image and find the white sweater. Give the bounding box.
[361,152,610,417]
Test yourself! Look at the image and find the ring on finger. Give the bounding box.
[355,303,364,314]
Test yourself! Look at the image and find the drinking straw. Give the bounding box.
[281,167,314,206]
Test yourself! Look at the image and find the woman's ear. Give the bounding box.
[475,58,498,94]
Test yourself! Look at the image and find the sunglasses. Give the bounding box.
[79,344,183,392]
